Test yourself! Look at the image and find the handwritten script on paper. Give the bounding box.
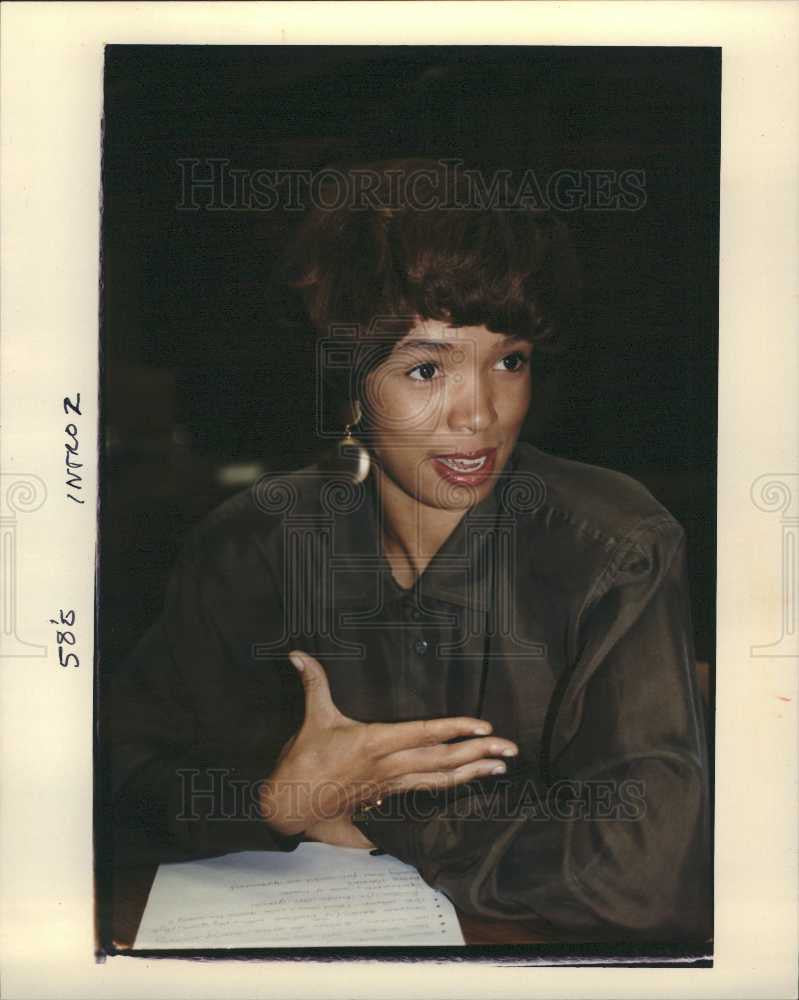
[134,843,466,948]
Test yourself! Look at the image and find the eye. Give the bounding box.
[408,361,441,382]
[495,350,530,372]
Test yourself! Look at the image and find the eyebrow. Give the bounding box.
[395,333,528,353]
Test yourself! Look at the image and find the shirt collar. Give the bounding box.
[323,450,519,612]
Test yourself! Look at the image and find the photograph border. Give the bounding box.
[1,2,797,998]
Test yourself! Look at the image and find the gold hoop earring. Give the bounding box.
[340,400,370,484]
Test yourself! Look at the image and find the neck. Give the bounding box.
[373,465,466,590]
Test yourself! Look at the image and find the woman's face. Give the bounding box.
[362,319,532,510]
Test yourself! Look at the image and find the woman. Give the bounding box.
[110,160,711,941]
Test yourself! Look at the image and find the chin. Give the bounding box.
[421,474,494,511]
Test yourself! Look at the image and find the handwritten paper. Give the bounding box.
[134,843,466,948]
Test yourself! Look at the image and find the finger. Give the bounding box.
[368,716,494,755]
[287,649,341,724]
[380,736,518,779]
[387,758,508,795]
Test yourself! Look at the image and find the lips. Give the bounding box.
[436,454,490,473]
[431,447,497,486]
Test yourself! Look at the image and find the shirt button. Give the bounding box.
[413,638,430,656]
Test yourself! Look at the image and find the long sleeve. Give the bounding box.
[109,503,304,864]
[354,516,712,940]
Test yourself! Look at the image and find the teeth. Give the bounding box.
[437,455,488,473]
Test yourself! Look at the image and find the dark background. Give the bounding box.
[100,45,719,670]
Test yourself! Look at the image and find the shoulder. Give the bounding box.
[507,444,687,603]
[180,463,331,569]
[510,441,683,548]
[506,445,689,630]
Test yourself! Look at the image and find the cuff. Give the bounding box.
[350,766,543,871]
[350,783,474,867]
[351,795,419,865]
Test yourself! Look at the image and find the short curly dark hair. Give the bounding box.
[283,159,578,351]
[270,158,580,423]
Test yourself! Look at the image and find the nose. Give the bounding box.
[445,367,498,436]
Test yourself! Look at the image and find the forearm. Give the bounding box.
[355,754,711,939]
[109,539,304,864]
[113,749,303,864]
[358,523,713,939]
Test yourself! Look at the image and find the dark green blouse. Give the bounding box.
[109,441,711,941]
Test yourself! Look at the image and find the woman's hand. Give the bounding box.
[259,650,518,836]
[304,815,375,850]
